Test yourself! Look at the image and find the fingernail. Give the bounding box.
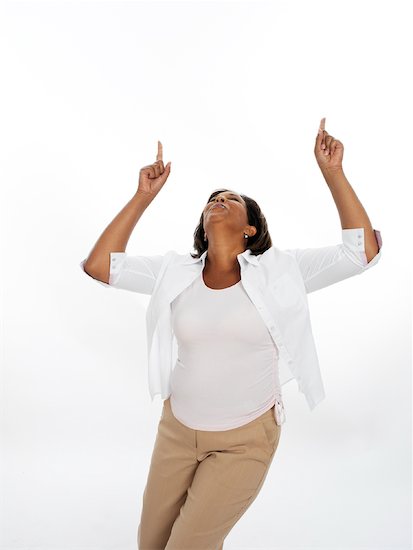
[321,144,325,149]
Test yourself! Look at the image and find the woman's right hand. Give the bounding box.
[137,141,171,199]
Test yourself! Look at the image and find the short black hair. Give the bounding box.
[190,188,273,259]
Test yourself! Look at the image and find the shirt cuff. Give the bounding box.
[342,227,382,269]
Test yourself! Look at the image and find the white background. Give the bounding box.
[0,0,411,549]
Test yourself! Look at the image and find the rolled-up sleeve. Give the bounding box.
[80,252,165,295]
[284,228,383,294]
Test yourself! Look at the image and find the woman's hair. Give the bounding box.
[190,188,273,259]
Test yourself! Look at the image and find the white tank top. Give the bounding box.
[170,271,285,430]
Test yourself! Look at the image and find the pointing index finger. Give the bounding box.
[319,117,326,132]
[156,141,163,162]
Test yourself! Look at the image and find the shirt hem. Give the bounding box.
[170,396,277,432]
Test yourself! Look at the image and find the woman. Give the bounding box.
[80,118,382,549]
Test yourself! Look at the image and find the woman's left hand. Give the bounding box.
[314,117,344,173]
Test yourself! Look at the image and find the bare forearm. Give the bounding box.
[321,168,379,262]
[83,191,154,277]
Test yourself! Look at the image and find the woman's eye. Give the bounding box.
[208,197,238,202]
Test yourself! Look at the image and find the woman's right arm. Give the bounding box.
[82,141,171,284]
[82,192,155,283]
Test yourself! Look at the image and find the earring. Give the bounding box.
[244,233,248,239]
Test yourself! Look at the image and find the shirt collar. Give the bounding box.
[182,247,259,266]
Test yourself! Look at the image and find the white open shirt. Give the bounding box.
[80,227,382,415]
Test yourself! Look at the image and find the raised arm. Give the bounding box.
[314,117,380,262]
[282,119,382,294]
[82,141,171,284]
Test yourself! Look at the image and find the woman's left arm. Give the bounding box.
[315,117,380,263]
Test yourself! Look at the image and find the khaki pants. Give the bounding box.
[137,397,282,549]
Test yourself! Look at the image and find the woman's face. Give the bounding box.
[202,191,248,232]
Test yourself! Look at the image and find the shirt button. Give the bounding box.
[357,241,362,246]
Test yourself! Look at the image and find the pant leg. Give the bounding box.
[165,403,281,549]
[137,398,199,549]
